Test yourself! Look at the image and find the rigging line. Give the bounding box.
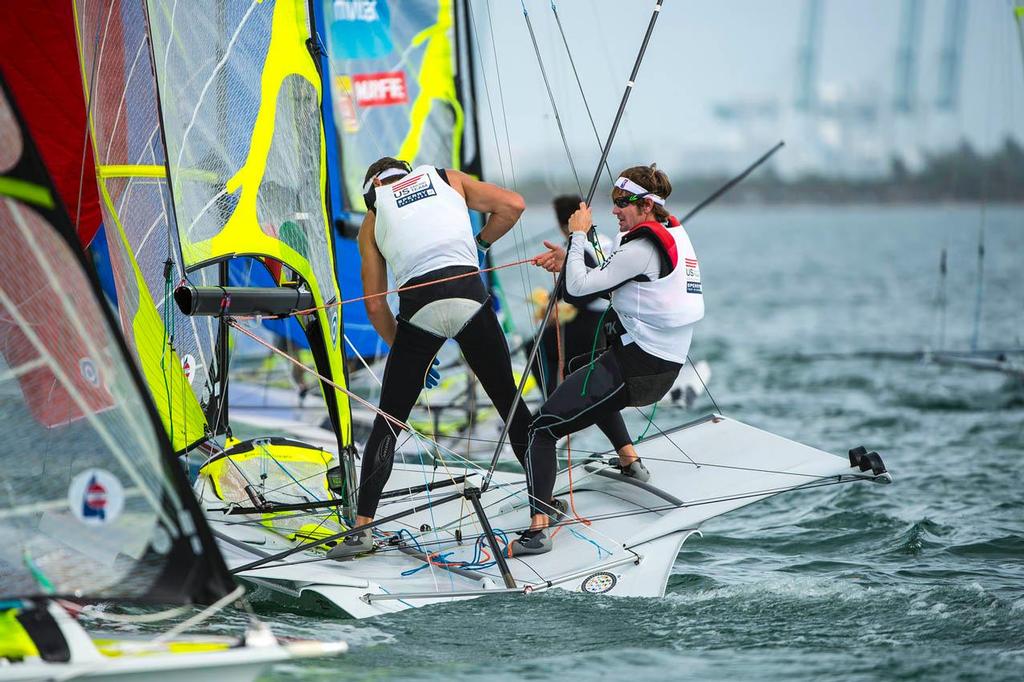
[483,0,667,494]
[474,0,534,327]
[629,406,698,467]
[550,1,615,186]
[394,473,875,544]
[686,354,722,415]
[520,1,583,196]
[305,471,868,561]
[272,255,536,318]
[412,414,452,591]
[226,343,560,552]
[227,321,527,490]
[678,140,785,226]
[344,334,383,387]
[153,585,246,644]
[598,448,859,481]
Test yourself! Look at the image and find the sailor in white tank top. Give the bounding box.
[371,165,486,337]
[337,157,530,553]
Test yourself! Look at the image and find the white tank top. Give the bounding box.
[373,165,479,287]
[610,224,704,364]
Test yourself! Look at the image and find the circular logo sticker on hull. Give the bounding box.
[581,572,617,594]
[68,468,125,525]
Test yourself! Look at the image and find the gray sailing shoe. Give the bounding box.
[609,457,651,483]
[510,528,552,556]
[325,531,375,559]
[546,497,569,527]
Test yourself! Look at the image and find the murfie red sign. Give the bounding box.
[351,71,409,107]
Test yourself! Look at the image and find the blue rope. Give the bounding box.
[397,528,511,576]
[569,527,611,559]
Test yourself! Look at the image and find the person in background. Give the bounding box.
[529,195,612,391]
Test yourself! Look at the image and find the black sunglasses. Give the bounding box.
[612,193,648,208]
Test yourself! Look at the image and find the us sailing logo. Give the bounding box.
[392,173,436,207]
[82,475,107,520]
[684,257,702,294]
[68,469,125,525]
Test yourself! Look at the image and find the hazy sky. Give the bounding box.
[467,0,1024,179]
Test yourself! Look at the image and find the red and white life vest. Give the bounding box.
[610,216,704,364]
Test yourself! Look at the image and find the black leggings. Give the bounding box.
[525,342,680,516]
[356,302,533,518]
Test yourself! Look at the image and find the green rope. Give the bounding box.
[637,402,657,441]
[161,272,175,442]
[23,552,55,594]
[580,306,612,396]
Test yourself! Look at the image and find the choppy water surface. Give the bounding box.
[154,206,1024,679]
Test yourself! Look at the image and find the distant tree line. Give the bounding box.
[517,137,1024,206]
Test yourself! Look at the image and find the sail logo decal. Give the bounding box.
[328,299,340,347]
[392,173,435,207]
[180,354,196,384]
[79,357,100,387]
[581,571,617,594]
[330,1,393,59]
[351,72,408,107]
[333,0,380,21]
[68,468,125,525]
[685,257,701,294]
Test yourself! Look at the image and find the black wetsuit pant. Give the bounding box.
[525,338,681,517]
[530,307,607,393]
[356,268,533,519]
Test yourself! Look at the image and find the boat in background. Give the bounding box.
[0,68,344,680]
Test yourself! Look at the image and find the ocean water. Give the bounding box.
[125,205,1024,680]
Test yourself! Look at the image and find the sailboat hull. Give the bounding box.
[0,603,345,682]
[203,414,890,619]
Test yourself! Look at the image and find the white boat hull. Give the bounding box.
[0,603,345,682]
[202,415,890,619]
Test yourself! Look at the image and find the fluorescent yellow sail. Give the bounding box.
[147,0,351,446]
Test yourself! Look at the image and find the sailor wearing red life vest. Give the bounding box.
[516,163,704,555]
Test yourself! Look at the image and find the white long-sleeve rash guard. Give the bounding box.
[564,231,661,298]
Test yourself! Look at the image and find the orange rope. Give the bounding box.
[548,276,590,529]
[229,320,414,435]
[283,255,539,317]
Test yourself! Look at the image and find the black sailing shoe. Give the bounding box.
[546,497,569,527]
[325,531,375,559]
[510,528,552,556]
[608,456,651,483]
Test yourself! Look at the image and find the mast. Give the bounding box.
[483,0,667,492]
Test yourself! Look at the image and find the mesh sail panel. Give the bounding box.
[147,1,337,297]
[322,0,467,211]
[75,0,212,451]
[147,0,351,444]
[200,439,345,543]
[0,78,232,603]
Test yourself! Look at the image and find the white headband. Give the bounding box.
[362,167,409,194]
[614,176,665,206]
